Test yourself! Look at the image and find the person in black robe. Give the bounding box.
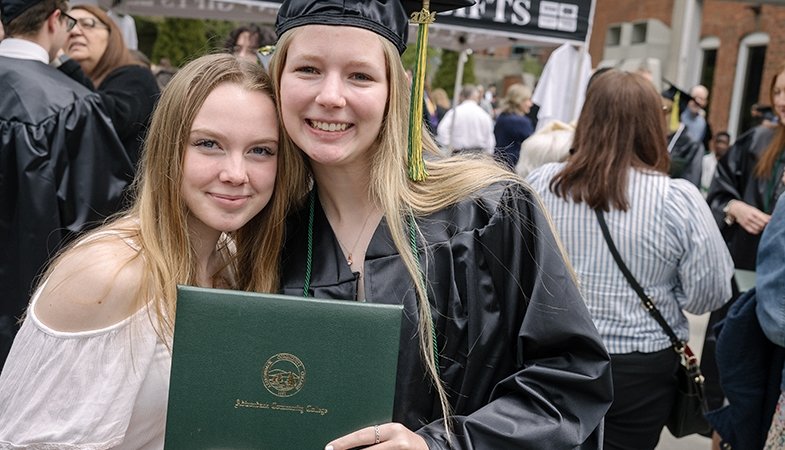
[270,1,613,448]
[0,0,133,370]
[701,63,785,424]
[707,123,783,271]
[56,4,160,169]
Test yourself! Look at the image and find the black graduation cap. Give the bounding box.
[275,0,474,55]
[0,0,43,25]
[274,0,474,182]
[661,79,695,133]
[661,79,694,115]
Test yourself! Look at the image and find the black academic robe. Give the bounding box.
[707,126,781,270]
[668,128,704,188]
[281,182,613,449]
[0,57,133,367]
[58,59,160,167]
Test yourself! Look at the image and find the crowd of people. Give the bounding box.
[0,0,784,449]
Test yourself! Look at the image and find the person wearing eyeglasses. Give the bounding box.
[0,0,133,371]
[55,4,159,168]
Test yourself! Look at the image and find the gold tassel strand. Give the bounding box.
[407,1,435,182]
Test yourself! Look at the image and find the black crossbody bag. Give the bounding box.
[594,208,711,438]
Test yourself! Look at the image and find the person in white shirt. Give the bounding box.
[436,84,495,155]
[0,53,292,449]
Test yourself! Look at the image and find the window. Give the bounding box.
[631,22,648,45]
[728,32,769,138]
[698,37,720,116]
[606,25,622,46]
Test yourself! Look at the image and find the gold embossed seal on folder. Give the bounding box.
[262,352,306,397]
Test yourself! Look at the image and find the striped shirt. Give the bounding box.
[527,163,734,354]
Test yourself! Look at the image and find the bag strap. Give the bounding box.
[594,208,685,352]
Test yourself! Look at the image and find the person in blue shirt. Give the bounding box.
[493,83,534,170]
[756,192,785,449]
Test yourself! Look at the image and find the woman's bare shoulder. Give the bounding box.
[33,231,147,332]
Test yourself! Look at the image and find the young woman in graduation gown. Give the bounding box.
[706,63,785,271]
[270,1,614,448]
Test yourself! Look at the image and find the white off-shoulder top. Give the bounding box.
[0,284,171,449]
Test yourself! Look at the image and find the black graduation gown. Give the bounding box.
[706,126,781,270]
[281,182,613,449]
[58,58,160,167]
[0,57,133,365]
[668,128,704,188]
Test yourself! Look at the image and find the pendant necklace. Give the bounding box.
[333,209,375,267]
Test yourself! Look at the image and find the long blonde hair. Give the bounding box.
[36,53,294,339]
[270,28,524,435]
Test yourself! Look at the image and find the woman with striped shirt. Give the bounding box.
[527,69,734,450]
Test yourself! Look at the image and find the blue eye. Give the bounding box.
[250,146,275,156]
[194,139,218,149]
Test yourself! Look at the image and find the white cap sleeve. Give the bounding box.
[0,303,165,449]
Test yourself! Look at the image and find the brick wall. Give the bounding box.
[589,0,785,138]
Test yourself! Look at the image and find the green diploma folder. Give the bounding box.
[164,286,403,449]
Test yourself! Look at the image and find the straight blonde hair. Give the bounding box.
[270,28,537,439]
[35,53,294,340]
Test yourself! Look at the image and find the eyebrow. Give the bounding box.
[290,53,383,71]
[190,128,278,145]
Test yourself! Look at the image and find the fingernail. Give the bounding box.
[325,446,334,450]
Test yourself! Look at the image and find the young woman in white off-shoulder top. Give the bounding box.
[0,53,294,449]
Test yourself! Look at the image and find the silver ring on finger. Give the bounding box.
[374,424,381,444]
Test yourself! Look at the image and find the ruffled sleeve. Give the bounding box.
[0,296,161,449]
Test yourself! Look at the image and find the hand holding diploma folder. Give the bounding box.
[165,286,403,449]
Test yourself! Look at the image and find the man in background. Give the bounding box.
[436,84,495,155]
[681,84,713,152]
[701,131,731,195]
[0,0,133,370]
[224,23,276,69]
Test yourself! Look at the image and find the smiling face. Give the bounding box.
[181,82,279,243]
[279,25,389,170]
[65,9,109,75]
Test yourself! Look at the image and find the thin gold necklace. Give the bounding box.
[332,209,375,267]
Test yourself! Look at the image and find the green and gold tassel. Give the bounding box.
[669,91,681,134]
[407,1,435,182]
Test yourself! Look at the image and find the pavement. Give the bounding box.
[655,312,712,450]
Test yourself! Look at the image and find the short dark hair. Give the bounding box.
[224,24,275,53]
[4,0,66,37]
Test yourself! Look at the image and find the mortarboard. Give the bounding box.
[661,79,694,133]
[275,0,474,181]
[1,0,44,25]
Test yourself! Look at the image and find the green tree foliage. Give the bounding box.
[521,54,543,78]
[134,16,159,62]
[151,18,210,68]
[432,49,476,97]
[402,44,440,74]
